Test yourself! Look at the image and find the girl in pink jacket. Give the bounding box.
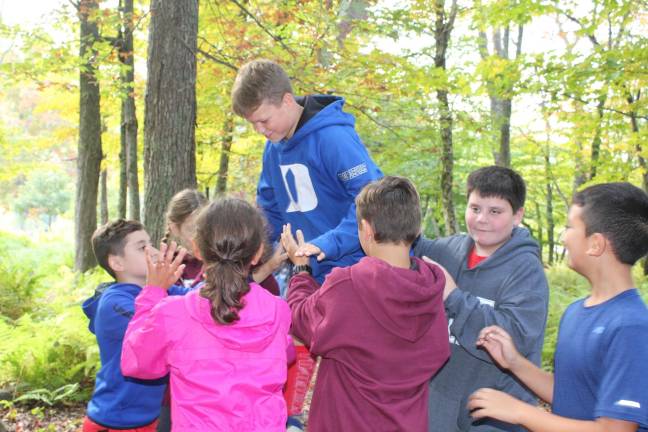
[121,198,293,431]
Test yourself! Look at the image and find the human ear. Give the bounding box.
[108,254,124,273]
[586,233,606,257]
[513,207,525,226]
[250,244,264,266]
[282,92,295,107]
[360,219,374,241]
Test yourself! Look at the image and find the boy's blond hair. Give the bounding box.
[231,59,293,117]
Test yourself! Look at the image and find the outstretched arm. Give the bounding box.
[468,390,638,432]
[476,325,554,403]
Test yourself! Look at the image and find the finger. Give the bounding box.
[296,229,305,246]
[279,252,288,261]
[172,264,186,281]
[159,241,168,260]
[165,241,178,264]
[469,408,488,420]
[145,246,156,272]
[171,247,187,269]
[477,325,502,340]
[317,252,325,261]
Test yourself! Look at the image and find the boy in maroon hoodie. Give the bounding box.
[282,176,451,431]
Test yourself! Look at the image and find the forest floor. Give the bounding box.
[0,362,317,432]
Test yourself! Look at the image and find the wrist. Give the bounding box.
[292,264,312,277]
[291,256,310,266]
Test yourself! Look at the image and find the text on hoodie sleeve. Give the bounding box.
[309,127,382,261]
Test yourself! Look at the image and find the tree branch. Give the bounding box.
[563,92,648,120]
[196,46,238,72]
[564,13,599,46]
[226,0,297,57]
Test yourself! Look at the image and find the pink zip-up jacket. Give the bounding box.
[121,282,292,431]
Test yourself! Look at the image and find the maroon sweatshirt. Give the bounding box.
[288,256,450,432]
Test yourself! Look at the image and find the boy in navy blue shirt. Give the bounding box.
[469,182,648,432]
[82,219,186,432]
[231,59,382,283]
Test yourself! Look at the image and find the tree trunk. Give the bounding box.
[118,116,127,218]
[119,0,140,221]
[545,157,554,265]
[216,112,233,196]
[479,25,522,168]
[434,0,459,235]
[143,0,198,244]
[100,168,109,225]
[534,201,543,261]
[589,95,606,181]
[75,0,103,272]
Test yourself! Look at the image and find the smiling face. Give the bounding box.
[244,94,299,143]
[465,192,524,256]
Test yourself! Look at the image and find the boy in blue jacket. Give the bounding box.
[231,59,383,284]
[82,219,186,432]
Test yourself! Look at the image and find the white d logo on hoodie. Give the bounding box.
[280,164,318,213]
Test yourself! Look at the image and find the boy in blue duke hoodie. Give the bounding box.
[231,59,382,283]
[82,219,187,432]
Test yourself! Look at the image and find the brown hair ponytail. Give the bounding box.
[195,198,266,324]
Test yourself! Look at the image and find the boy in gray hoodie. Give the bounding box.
[414,166,549,432]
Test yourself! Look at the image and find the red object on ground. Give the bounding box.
[283,345,316,415]
[82,416,158,432]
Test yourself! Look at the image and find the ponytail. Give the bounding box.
[194,198,265,325]
[201,259,250,324]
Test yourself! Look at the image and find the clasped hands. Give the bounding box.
[281,223,326,265]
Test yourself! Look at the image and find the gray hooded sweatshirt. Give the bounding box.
[413,227,549,432]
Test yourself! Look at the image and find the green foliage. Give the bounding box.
[0,232,103,404]
[14,171,72,228]
[13,383,80,407]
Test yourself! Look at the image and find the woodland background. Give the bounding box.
[0,0,646,429]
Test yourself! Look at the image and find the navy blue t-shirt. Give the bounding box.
[553,289,648,430]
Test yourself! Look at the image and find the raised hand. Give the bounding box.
[475,325,521,371]
[295,242,325,262]
[281,224,309,266]
[145,241,186,290]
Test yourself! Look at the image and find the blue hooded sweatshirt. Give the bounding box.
[257,95,382,282]
[82,282,187,428]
